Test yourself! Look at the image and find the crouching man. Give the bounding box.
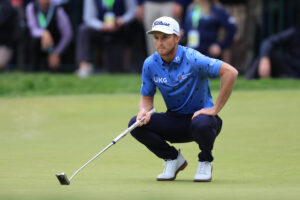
[129,16,238,182]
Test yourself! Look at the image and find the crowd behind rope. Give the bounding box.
[0,0,299,79]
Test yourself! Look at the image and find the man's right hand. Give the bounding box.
[41,30,54,49]
[136,109,151,126]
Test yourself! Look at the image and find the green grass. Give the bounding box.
[0,73,142,97]
[0,73,300,97]
[1,91,300,199]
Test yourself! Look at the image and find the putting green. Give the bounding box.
[0,90,300,200]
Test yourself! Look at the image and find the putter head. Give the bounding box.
[56,173,70,185]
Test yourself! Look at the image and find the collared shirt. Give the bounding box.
[141,45,222,114]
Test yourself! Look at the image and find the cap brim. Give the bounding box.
[146,28,176,35]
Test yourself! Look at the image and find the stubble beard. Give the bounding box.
[159,44,177,62]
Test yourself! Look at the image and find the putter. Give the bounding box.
[56,108,156,185]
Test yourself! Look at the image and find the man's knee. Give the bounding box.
[191,115,212,133]
[191,115,222,139]
[129,115,144,139]
[77,24,96,39]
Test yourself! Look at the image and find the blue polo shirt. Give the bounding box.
[141,45,222,114]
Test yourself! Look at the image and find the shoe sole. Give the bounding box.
[156,161,188,181]
[193,178,212,182]
[193,166,213,182]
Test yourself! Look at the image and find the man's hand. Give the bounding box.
[101,23,118,32]
[192,107,217,119]
[41,30,54,49]
[136,109,152,126]
[116,17,124,28]
[258,57,271,78]
[208,44,221,57]
[48,53,60,69]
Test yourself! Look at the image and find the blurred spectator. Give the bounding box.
[10,0,22,7]
[136,0,174,56]
[0,0,20,71]
[173,0,193,24]
[76,0,136,78]
[26,0,73,71]
[220,0,247,66]
[182,0,237,59]
[240,0,262,71]
[246,21,300,79]
[9,0,27,71]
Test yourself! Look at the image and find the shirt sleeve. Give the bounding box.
[140,60,156,97]
[193,49,222,78]
[54,7,73,54]
[259,28,295,58]
[26,3,44,38]
[182,9,192,38]
[122,0,136,23]
[83,0,103,30]
[214,6,237,50]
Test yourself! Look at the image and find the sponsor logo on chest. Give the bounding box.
[154,77,168,83]
[178,73,192,81]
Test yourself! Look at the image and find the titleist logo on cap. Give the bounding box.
[153,21,170,27]
[147,16,180,36]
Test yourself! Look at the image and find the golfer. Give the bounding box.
[128,16,238,182]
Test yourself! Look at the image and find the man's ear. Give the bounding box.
[175,35,181,44]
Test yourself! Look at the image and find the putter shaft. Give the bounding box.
[56,108,156,185]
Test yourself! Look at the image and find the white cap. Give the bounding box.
[146,16,180,36]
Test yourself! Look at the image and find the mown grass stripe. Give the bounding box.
[0,73,299,97]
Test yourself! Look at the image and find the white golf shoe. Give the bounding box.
[157,151,187,181]
[76,65,93,78]
[193,161,213,182]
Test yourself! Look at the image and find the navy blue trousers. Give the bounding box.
[129,111,222,162]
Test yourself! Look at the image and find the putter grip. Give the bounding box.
[140,108,156,122]
[112,108,156,143]
[147,108,156,116]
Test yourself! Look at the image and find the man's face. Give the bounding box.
[194,0,208,4]
[38,0,50,8]
[153,32,179,57]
